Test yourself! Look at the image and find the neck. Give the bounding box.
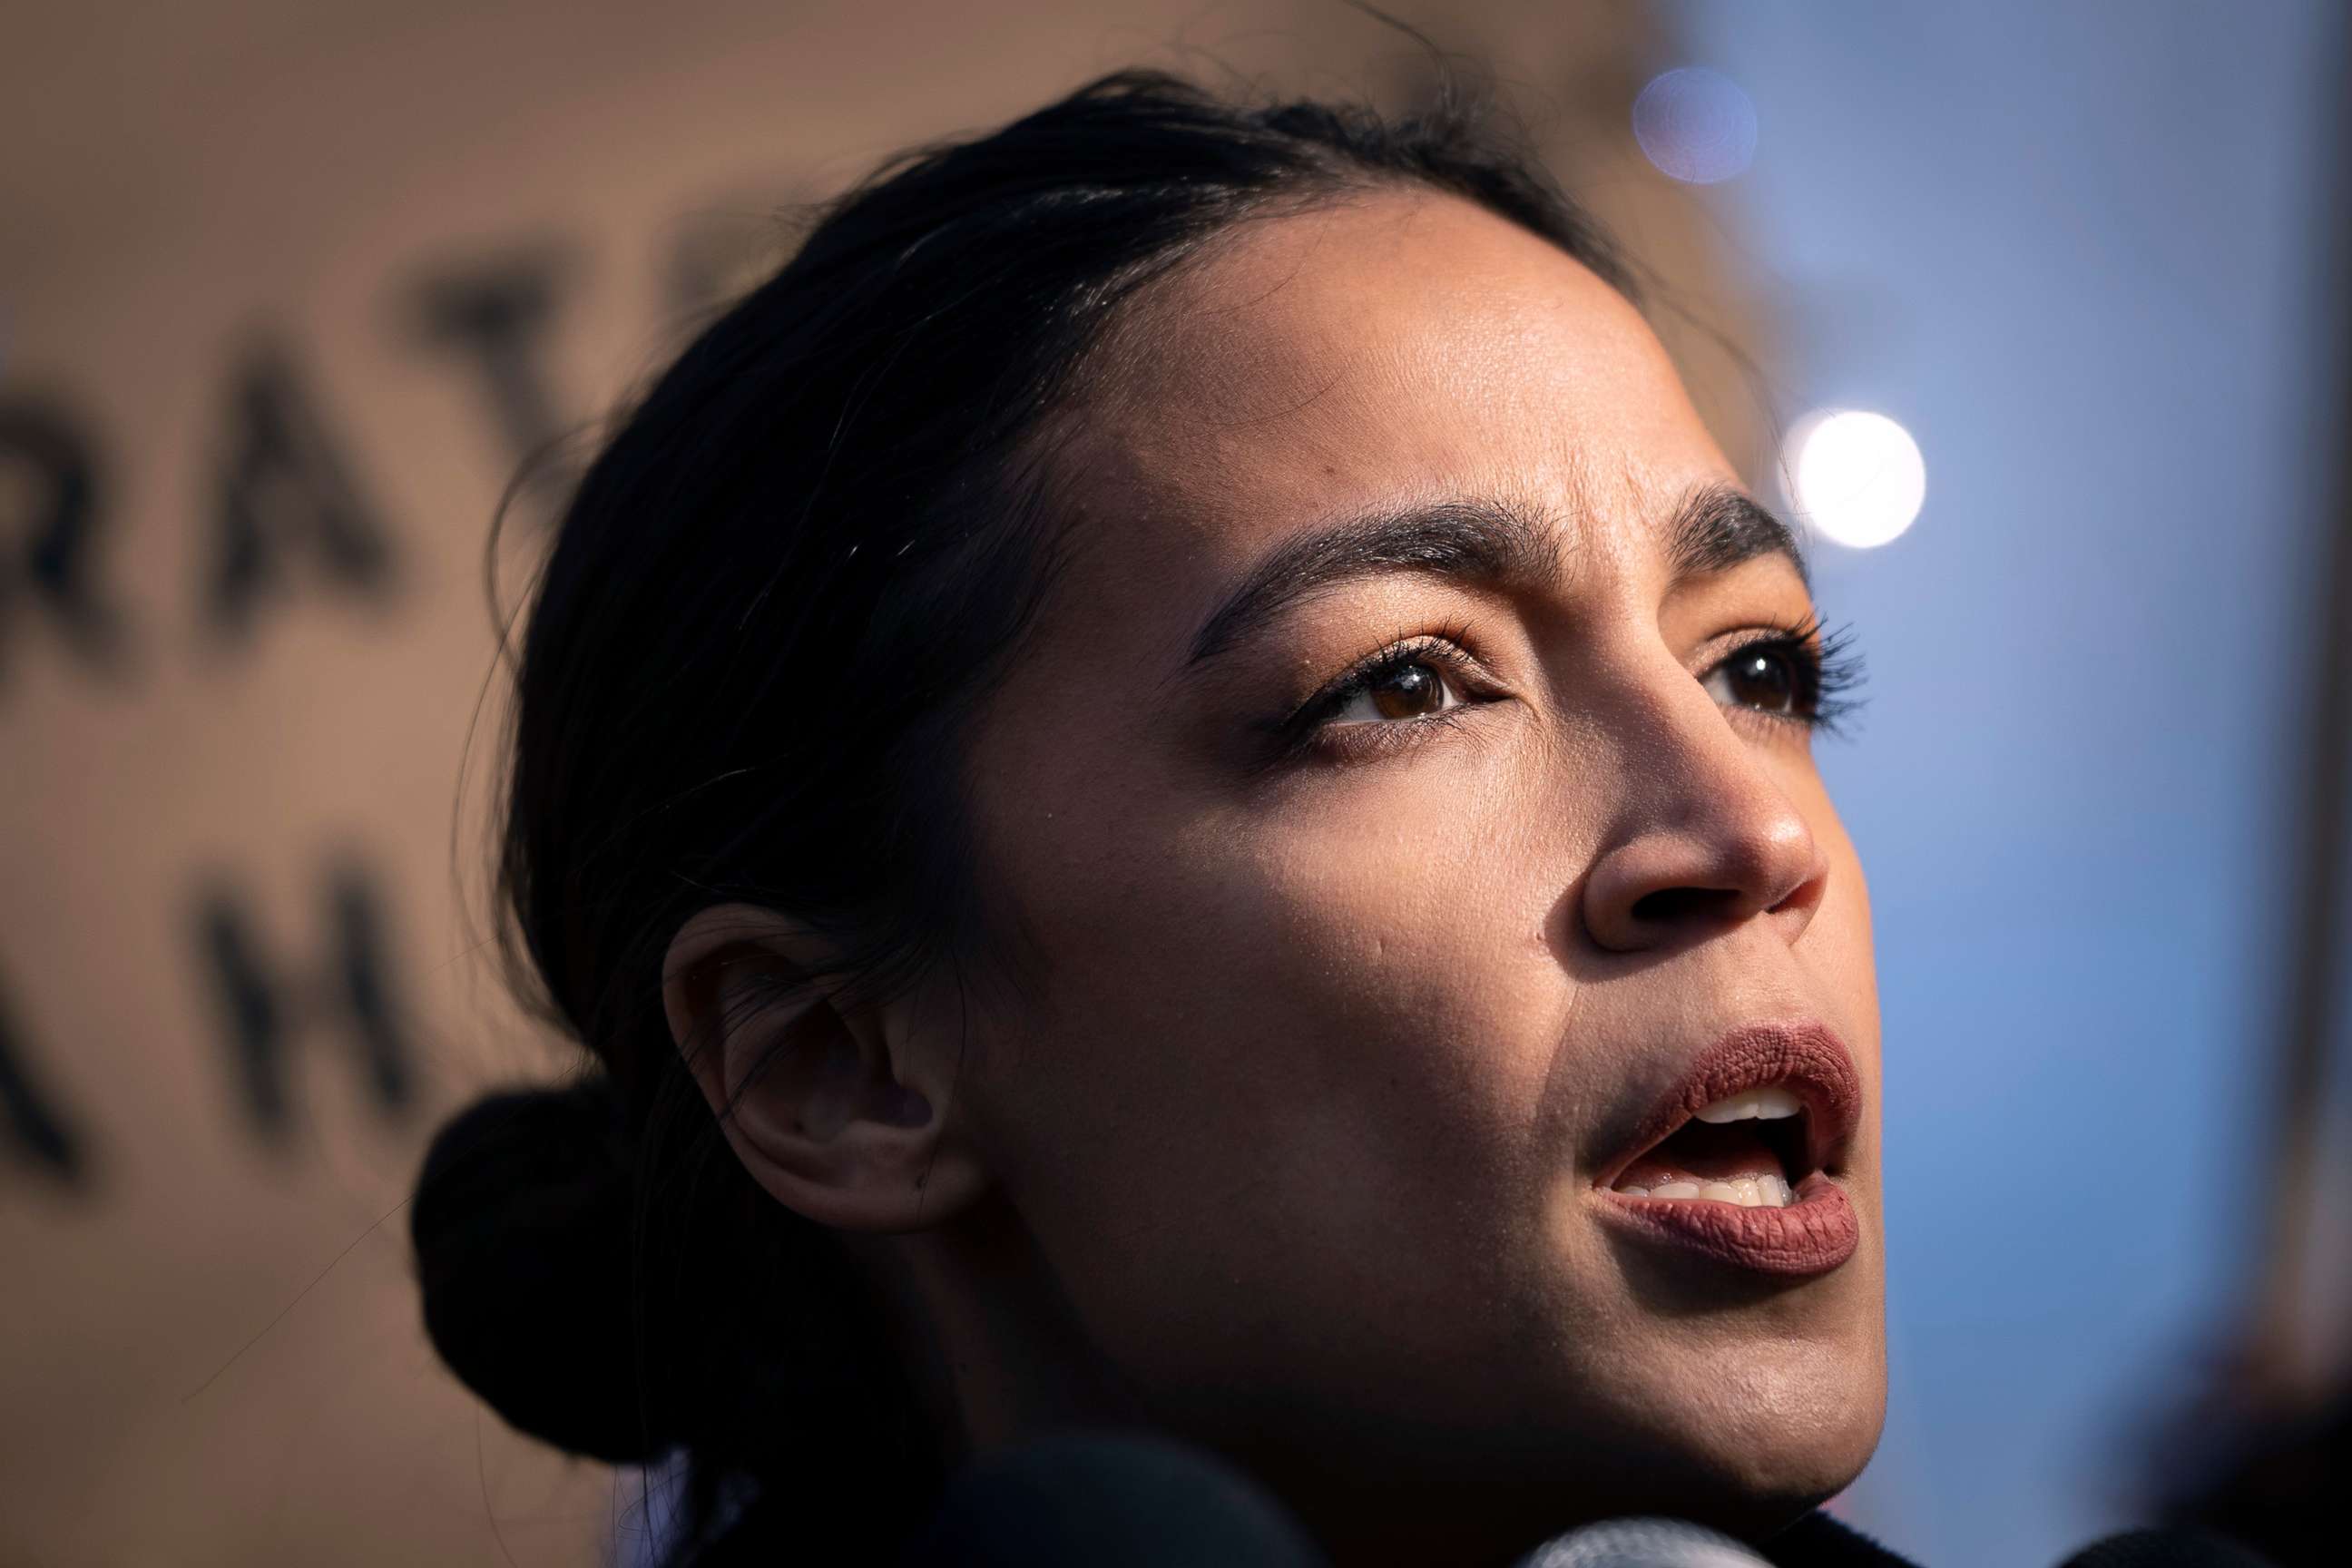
[845,1188,1141,1466]
[845,1201,1828,1568]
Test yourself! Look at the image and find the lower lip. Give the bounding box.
[1594,1172,1859,1277]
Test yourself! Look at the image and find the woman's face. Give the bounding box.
[946,191,1885,1550]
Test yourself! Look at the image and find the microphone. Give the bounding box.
[906,1429,1329,1567]
[1514,1517,1770,1568]
[907,1434,2283,1568]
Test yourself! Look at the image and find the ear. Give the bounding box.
[660,902,988,1233]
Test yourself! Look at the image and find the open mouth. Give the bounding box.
[1607,1085,1808,1208]
[1592,1022,1863,1277]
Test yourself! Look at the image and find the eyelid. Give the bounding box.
[1298,622,1483,711]
[1700,614,1868,733]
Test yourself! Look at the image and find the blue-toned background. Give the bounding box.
[1668,3,2348,1562]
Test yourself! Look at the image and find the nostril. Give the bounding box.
[1628,886,1744,925]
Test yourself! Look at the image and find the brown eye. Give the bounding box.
[1332,658,1459,725]
[1705,644,1804,715]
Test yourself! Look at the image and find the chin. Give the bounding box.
[1675,1431,1881,1543]
[1639,1340,1889,1541]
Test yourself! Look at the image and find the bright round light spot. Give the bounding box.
[1632,67,1759,184]
[1785,410,1926,548]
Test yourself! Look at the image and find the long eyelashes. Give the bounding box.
[1274,618,1486,756]
[1721,612,1869,737]
[1276,613,1869,762]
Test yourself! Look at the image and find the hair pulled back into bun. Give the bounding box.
[413,1075,929,1488]
[411,1078,656,1464]
[415,61,1626,1566]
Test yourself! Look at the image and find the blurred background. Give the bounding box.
[3,2,2345,1563]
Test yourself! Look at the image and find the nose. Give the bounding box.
[1579,676,1829,956]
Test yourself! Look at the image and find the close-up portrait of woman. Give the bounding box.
[414,65,1890,1568]
[4,5,2342,1568]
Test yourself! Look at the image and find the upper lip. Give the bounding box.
[1593,1019,1861,1190]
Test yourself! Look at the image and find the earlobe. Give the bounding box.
[659,902,989,1232]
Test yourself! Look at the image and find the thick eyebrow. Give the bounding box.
[1666,481,1810,593]
[1178,482,1808,677]
[1182,497,1564,673]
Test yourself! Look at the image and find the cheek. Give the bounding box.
[966,744,1588,1373]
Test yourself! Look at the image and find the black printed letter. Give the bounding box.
[0,966,91,1184]
[0,395,129,690]
[191,857,416,1145]
[206,346,399,642]
[405,251,575,511]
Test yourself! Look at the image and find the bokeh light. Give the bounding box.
[1785,409,1926,548]
[1632,66,1759,184]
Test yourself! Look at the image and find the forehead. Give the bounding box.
[1047,189,1739,599]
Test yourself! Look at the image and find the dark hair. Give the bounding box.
[410,65,1631,1564]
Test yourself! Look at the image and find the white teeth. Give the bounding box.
[1615,1171,1796,1208]
[1691,1085,1803,1124]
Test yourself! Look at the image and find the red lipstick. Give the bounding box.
[1592,1020,1863,1279]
